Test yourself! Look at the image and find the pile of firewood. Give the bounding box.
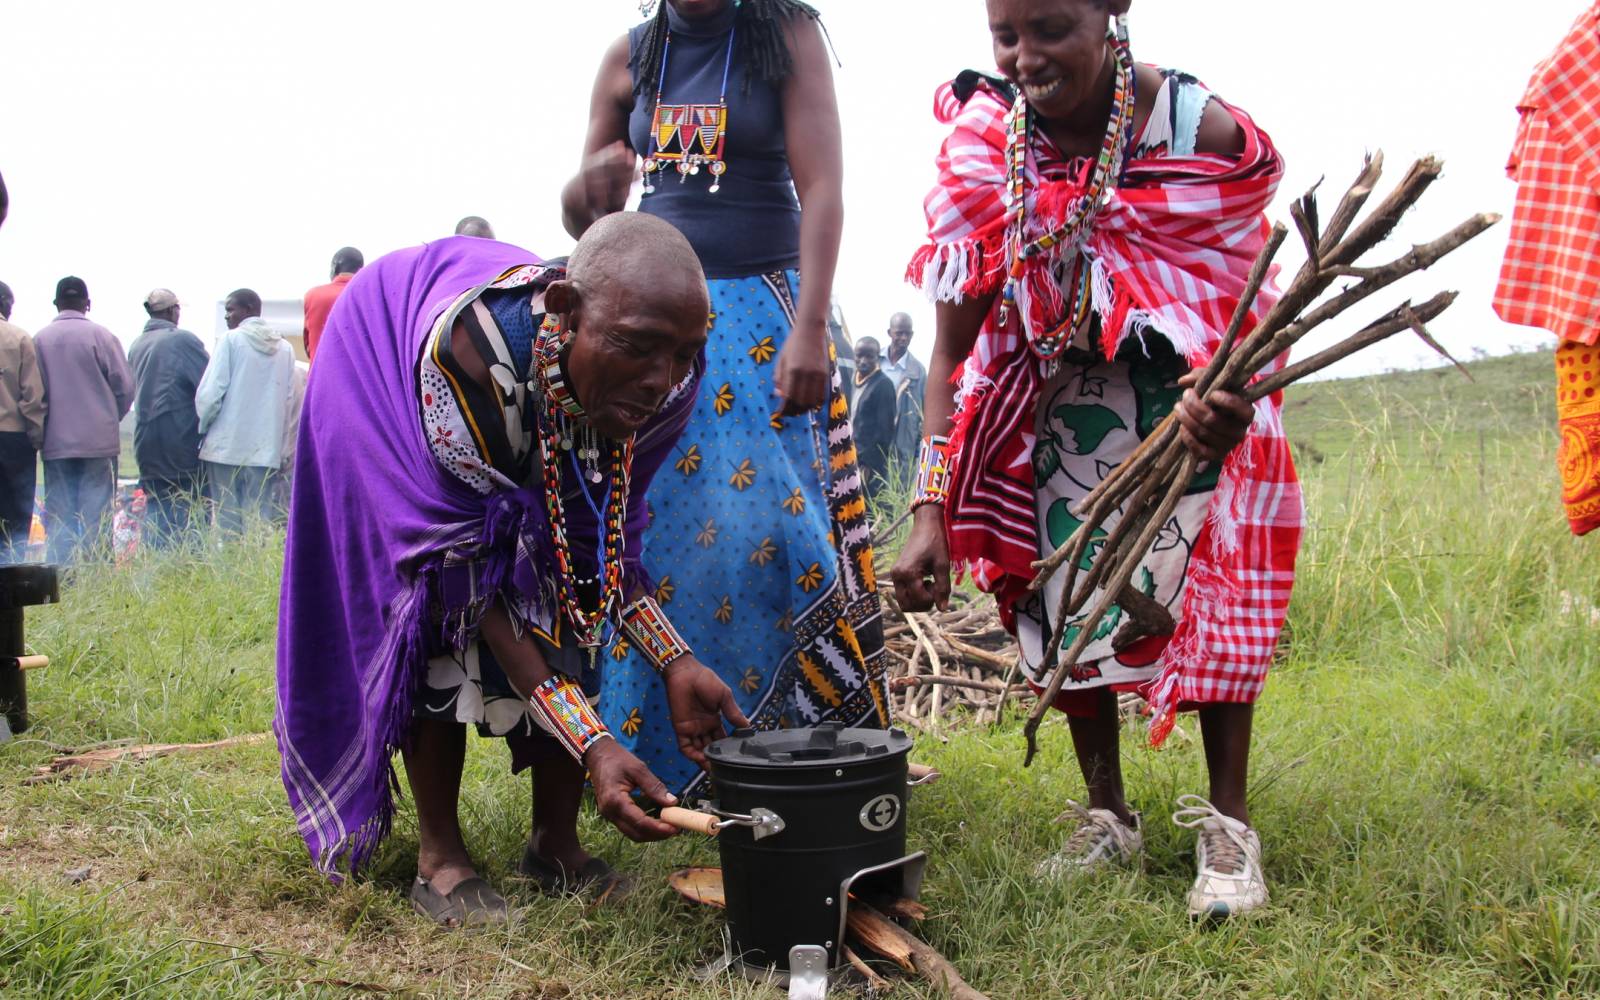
[878,569,1022,733]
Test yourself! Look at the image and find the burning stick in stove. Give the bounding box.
[1019,153,1500,765]
[847,903,992,1000]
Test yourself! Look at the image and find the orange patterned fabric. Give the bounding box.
[1557,341,1600,536]
[1494,4,1600,347]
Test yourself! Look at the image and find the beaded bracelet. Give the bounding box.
[620,595,693,673]
[528,675,612,762]
[909,434,954,511]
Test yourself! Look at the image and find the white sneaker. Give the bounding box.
[1172,795,1268,918]
[1034,800,1143,879]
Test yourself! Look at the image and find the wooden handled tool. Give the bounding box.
[7,655,47,671]
[660,806,721,836]
[907,762,941,785]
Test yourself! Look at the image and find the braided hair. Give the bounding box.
[632,0,825,97]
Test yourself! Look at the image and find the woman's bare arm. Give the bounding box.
[771,15,843,415]
[561,34,639,239]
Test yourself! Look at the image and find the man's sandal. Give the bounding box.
[409,875,508,928]
[517,845,634,901]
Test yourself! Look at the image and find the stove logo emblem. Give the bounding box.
[859,793,902,832]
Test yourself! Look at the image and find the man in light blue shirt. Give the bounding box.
[196,289,295,533]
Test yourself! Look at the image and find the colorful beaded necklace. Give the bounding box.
[1001,16,1136,362]
[641,16,738,194]
[533,314,634,651]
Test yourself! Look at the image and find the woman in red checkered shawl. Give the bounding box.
[890,0,1303,919]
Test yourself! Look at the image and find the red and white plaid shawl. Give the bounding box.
[1494,3,1600,347]
[905,74,1304,743]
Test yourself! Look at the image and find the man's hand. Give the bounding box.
[662,656,751,769]
[890,505,952,612]
[1174,369,1255,464]
[773,313,830,416]
[584,738,679,842]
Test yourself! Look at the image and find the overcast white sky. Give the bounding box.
[0,1,1582,376]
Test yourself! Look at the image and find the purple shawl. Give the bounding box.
[274,236,694,873]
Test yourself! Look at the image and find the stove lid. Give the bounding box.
[707,722,912,768]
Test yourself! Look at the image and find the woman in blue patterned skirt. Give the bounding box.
[562,0,887,797]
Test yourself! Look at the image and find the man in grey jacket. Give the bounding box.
[197,289,295,533]
[0,280,46,561]
[128,288,209,546]
[33,276,133,562]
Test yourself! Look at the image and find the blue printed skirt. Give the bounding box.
[597,271,889,796]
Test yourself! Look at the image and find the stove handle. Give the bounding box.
[704,804,788,841]
[907,762,942,787]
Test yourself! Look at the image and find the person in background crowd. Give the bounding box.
[33,276,134,563]
[454,216,496,239]
[196,289,296,533]
[302,247,364,361]
[850,335,896,499]
[0,280,46,561]
[127,288,209,545]
[1494,4,1600,537]
[881,312,927,480]
[564,0,888,799]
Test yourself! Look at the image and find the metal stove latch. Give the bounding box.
[787,945,828,999]
[707,806,787,841]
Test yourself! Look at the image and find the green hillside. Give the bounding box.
[1283,348,1554,466]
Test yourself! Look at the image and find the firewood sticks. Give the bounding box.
[1019,153,1499,765]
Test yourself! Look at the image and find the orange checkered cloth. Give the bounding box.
[1494,4,1600,347]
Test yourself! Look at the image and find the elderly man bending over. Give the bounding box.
[276,214,746,926]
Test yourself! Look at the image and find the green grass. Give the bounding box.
[3,350,1597,998]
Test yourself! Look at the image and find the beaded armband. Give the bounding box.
[909,434,954,511]
[620,596,693,673]
[528,675,612,762]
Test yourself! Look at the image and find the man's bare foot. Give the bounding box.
[417,854,478,896]
[527,827,593,875]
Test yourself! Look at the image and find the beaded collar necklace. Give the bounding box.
[533,313,634,651]
[641,14,738,194]
[1001,16,1136,362]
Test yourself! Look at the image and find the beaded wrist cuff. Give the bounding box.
[620,596,693,673]
[909,434,954,511]
[528,675,611,762]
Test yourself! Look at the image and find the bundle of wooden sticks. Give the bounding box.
[1017,152,1499,763]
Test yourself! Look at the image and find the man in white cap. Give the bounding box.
[128,289,209,545]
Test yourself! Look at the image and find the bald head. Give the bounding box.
[567,212,706,311]
[455,216,495,239]
[330,247,364,278]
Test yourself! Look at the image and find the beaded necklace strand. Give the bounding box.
[641,20,738,194]
[1001,16,1136,362]
[533,315,634,652]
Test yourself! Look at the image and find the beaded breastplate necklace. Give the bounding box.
[533,314,634,652]
[641,18,738,194]
[1001,16,1136,363]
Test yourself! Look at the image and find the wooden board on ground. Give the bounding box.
[668,867,726,908]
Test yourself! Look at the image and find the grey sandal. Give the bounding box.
[409,875,508,927]
[517,846,633,901]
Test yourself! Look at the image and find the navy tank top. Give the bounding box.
[627,5,801,278]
